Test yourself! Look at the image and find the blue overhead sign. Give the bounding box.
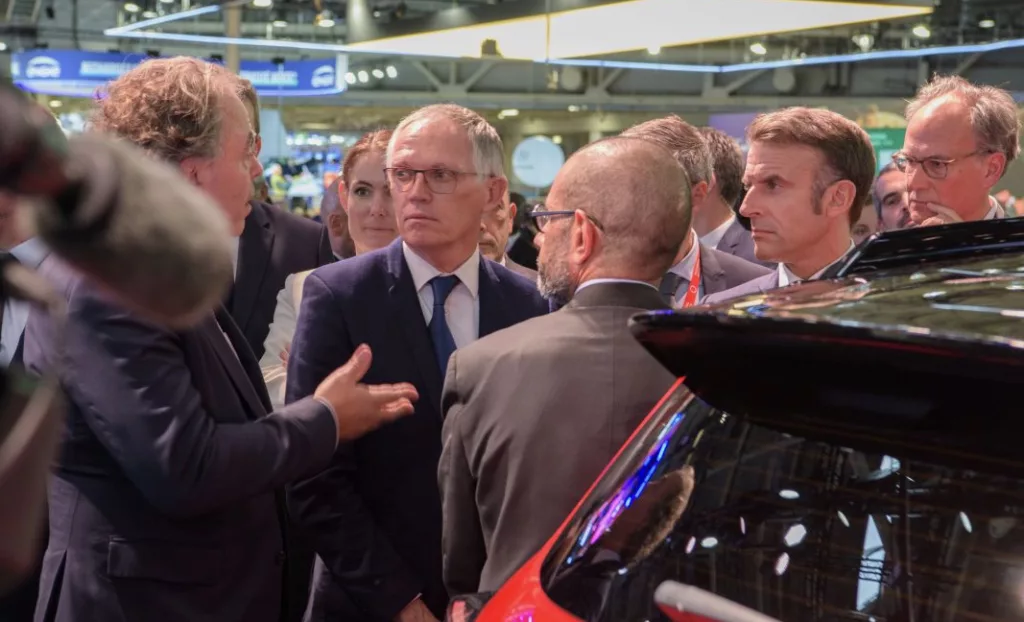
[11,50,348,97]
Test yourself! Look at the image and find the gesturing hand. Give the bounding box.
[314,344,418,441]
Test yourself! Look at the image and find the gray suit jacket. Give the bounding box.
[700,243,773,297]
[438,281,676,596]
[704,270,782,304]
[717,219,775,268]
[24,257,338,622]
[503,257,538,281]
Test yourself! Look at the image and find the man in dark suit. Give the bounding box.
[286,104,548,622]
[697,127,771,267]
[705,107,876,303]
[621,117,770,307]
[479,191,536,280]
[22,57,418,622]
[438,137,685,595]
[233,80,335,361]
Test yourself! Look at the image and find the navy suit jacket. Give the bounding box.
[232,202,334,360]
[285,239,548,621]
[24,257,339,622]
[699,243,773,297]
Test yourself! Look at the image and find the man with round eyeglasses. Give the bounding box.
[899,75,1020,227]
[285,104,547,622]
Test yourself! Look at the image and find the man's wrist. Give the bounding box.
[312,396,340,448]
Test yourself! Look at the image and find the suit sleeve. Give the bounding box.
[58,281,338,519]
[439,352,488,596]
[285,273,422,619]
[259,273,298,410]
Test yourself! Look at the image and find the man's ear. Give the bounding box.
[825,179,857,218]
[506,202,517,235]
[178,158,201,185]
[488,176,509,207]
[691,181,710,211]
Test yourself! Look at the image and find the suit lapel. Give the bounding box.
[204,308,269,420]
[385,241,444,419]
[478,258,514,338]
[698,244,728,296]
[233,203,274,332]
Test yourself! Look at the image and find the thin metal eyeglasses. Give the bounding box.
[383,167,481,194]
[530,204,605,232]
[891,150,993,180]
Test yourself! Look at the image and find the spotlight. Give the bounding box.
[123,1,141,13]
[253,0,272,6]
[357,70,369,83]
[979,18,995,29]
[317,10,335,27]
[749,42,767,56]
[142,9,157,17]
[272,18,287,27]
[385,65,397,78]
[345,72,357,84]
[912,24,931,39]
[647,44,661,55]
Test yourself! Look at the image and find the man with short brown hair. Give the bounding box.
[697,126,764,266]
[898,75,1020,226]
[706,107,875,301]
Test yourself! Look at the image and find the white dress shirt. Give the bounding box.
[777,241,855,287]
[700,217,735,250]
[259,270,313,409]
[0,237,49,366]
[577,278,659,295]
[403,242,480,349]
[665,232,704,301]
[229,235,240,280]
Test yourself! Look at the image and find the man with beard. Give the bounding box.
[437,137,684,595]
[705,107,875,301]
[872,162,911,232]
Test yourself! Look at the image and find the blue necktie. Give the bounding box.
[428,275,459,375]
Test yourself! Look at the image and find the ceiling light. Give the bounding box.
[385,65,398,78]
[252,0,272,6]
[779,489,800,500]
[272,18,287,27]
[142,9,158,17]
[357,70,369,83]
[567,104,580,112]
[912,24,931,39]
[372,68,384,79]
[852,33,874,52]
[837,510,850,527]
[959,511,973,533]
[647,44,661,55]
[749,42,767,55]
[123,1,141,13]
[344,72,356,84]
[783,524,807,547]
[48,100,62,108]
[0,42,8,52]
[685,536,696,554]
[318,17,335,27]
[700,536,719,549]
[499,108,519,117]
[158,0,173,3]
[551,135,562,145]
[774,552,790,576]
[979,18,995,29]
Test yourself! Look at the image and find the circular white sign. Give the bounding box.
[512,136,565,188]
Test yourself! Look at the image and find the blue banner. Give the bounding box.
[11,50,348,97]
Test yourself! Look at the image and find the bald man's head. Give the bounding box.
[536,137,691,302]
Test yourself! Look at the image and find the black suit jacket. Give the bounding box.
[699,243,773,297]
[24,257,338,622]
[233,202,334,360]
[285,239,548,621]
[438,281,676,594]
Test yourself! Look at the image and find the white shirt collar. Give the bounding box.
[498,255,507,267]
[576,278,659,295]
[229,236,240,280]
[403,241,480,299]
[9,237,49,270]
[668,230,700,279]
[777,240,854,287]
[700,217,735,250]
[985,196,1001,220]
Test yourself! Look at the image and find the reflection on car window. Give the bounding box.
[542,385,1024,622]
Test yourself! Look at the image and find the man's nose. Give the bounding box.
[738,196,757,218]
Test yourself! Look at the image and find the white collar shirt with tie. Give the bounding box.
[777,240,855,287]
[403,242,481,349]
[1,237,50,366]
[664,231,704,303]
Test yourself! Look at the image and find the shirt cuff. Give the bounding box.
[312,396,340,449]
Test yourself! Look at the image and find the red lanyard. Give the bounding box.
[678,248,703,308]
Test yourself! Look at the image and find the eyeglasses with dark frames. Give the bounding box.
[891,150,994,180]
[383,167,481,194]
[530,204,605,232]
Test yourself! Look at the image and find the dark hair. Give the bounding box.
[748,107,876,225]
[871,161,900,219]
[509,192,528,229]
[698,127,745,206]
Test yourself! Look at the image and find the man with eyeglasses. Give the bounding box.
[898,75,1020,227]
[705,107,875,302]
[438,137,682,596]
[286,104,547,622]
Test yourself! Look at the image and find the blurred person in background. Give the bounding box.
[286,104,547,622]
[621,116,769,307]
[23,56,417,622]
[438,137,683,595]
[504,191,539,270]
[899,75,1020,227]
[261,129,397,409]
[705,107,875,301]
[321,177,356,261]
[872,161,910,232]
[697,126,766,266]
[852,195,880,244]
[480,191,537,280]
[233,80,335,361]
